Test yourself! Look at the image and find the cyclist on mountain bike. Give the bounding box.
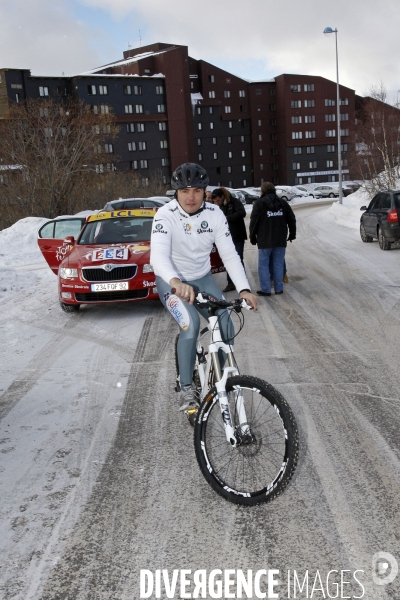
[150,163,258,411]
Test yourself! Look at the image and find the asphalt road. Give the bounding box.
[1,204,399,600]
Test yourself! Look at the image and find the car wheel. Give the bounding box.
[60,302,81,313]
[360,223,373,243]
[328,193,335,198]
[378,227,391,250]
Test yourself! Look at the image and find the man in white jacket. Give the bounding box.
[150,163,257,411]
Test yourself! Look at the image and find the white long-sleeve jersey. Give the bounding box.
[150,200,251,292]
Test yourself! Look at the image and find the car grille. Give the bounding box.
[75,289,148,302]
[82,266,137,282]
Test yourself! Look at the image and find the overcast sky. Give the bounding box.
[1,0,399,101]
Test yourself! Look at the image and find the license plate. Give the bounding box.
[91,282,129,292]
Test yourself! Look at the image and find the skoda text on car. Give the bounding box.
[37,210,227,312]
[359,189,400,250]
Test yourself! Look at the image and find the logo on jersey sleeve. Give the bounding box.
[153,222,168,234]
[197,220,213,234]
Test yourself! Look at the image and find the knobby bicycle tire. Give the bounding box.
[194,375,299,506]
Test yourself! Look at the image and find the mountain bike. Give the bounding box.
[174,291,299,506]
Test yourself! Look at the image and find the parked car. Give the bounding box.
[37,209,226,312]
[230,190,246,205]
[103,197,167,211]
[232,189,259,204]
[295,186,321,198]
[359,190,400,250]
[275,186,296,202]
[290,186,308,198]
[313,185,339,198]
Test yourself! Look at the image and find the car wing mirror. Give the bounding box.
[360,206,367,211]
[63,236,75,244]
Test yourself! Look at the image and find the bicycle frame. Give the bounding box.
[196,313,250,448]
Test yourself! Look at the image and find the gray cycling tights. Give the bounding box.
[156,273,235,387]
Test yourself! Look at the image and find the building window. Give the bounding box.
[341,159,348,167]
[269,88,276,96]
[57,86,67,97]
[306,146,315,154]
[144,68,151,74]
[99,85,108,95]
[291,116,302,124]
[130,161,138,170]
[228,151,233,158]
[39,108,49,117]
[197,138,202,146]
[209,107,213,114]
[138,141,147,151]
[294,147,302,155]
[326,160,334,168]
[290,84,301,92]
[105,143,114,153]
[291,100,301,108]
[258,120,262,126]
[240,105,247,113]
[270,133,277,141]
[340,113,349,121]
[258,134,262,141]
[256,89,261,95]
[269,104,276,111]
[225,106,231,113]
[243,180,247,186]
[227,166,232,173]
[304,99,315,108]
[39,86,49,96]
[134,86,142,95]
[305,115,315,123]
[209,91,216,98]
[271,163,278,171]
[88,85,96,95]
[160,140,168,148]
[209,75,215,83]
[305,131,316,138]
[213,152,218,159]
[341,144,348,152]
[224,90,230,98]
[271,148,278,155]
[260,164,264,171]
[293,162,300,170]
[125,104,133,113]
[198,153,203,161]
[304,84,315,92]
[259,149,263,156]
[161,158,169,166]
[340,128,349,136]
[137,123,145,132]
[198,123,202,130]
[327,175,336,182]
[197,107,202,115]
[270,118,277,126]
[308,161,317,169]
[156,85,164,94]
[327,145,335,152]
[128,142,136,151]
[325,99,335,106]
[124,85,132,95]
[325,114,336,122]
[210,122,214,129]
[228,121,233,129]
[157,104,166,113]
[326,130,336,137]
[239,90,246,97]
[292,131,303,139]
[242,150,246,157]
[190,82,194,90]
[340,98,349,105]
[158,122,167,131]
[100,105,109,114]
[242,165,246,172]
[212,137,217,145]
[140,160,148,168]
[227,136,232,143]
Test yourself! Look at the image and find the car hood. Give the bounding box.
[62,242,151,267]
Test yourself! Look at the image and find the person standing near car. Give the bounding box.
[250,181,296,296]
[211,187,247,293]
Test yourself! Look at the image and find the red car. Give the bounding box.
[38,209,226,312]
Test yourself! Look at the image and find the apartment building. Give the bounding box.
[0,42,358,187]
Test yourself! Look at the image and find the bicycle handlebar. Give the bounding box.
[170,288,252,311]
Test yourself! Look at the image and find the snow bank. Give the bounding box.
[325,187,372,230]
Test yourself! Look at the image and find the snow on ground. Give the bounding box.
[324,187,372,230]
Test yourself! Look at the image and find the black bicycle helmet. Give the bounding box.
[171,163,209,189]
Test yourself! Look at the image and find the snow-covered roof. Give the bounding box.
[74,73,165,79]
[80,49,169,75]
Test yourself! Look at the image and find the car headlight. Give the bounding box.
[59,267,78,279]
[143,264,154,273]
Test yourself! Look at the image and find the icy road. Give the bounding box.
[0,203,399,599]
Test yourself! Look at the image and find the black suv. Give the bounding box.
[360,190,400,250]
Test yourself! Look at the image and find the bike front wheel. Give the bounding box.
[194,375,299,506]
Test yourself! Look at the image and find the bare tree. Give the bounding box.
[352,83,400,196]
[0,97,119,227]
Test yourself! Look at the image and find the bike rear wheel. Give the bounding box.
[194,375,299,505]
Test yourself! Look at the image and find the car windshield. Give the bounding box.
[78,217,154,245]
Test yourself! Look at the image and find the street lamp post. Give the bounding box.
[323,27,343,204]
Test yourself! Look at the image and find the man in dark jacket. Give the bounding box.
[212,187,247,292]
[249,181,296,296]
